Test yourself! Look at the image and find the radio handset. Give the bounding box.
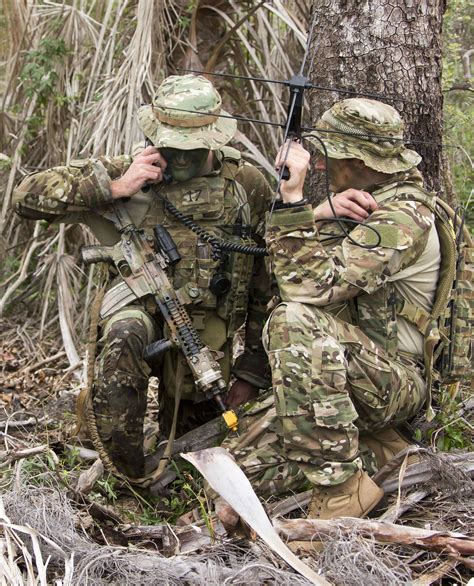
[143,138,172,190]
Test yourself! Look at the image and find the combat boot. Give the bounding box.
[308,470,384,519]
[360,427,420,470]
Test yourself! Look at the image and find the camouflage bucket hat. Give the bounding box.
[137,75,237,150]
[306,98,421,173]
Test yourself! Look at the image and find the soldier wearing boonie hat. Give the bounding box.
[215,97,441,528]
[137,74,237,151]
[12,74,273,481]
[306,98,421,174]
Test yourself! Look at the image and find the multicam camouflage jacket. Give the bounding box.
[266,169,439,362]
[13,146,273,389]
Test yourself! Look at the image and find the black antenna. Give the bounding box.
[178,68,423,106]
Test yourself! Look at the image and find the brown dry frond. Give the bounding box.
[199,0,307,161]
[317,530,413,585]
[79,0,165,156]
[56,229,84,372]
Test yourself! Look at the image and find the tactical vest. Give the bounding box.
[99,147,256,340]
[390,192,474,420]
[325,181,473,421]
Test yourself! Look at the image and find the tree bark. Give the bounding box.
[308,0,446,198]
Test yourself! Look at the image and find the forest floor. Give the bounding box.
[0,314,473,585]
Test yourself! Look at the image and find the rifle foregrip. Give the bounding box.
[143,338,173,363]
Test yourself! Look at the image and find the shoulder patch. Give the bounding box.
[219,145,242,162]
[350,222,413,250]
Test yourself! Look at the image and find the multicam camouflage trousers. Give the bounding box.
[92,306,223,478]
[222,302,427,497]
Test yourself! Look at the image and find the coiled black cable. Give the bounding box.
[160,194,268,257]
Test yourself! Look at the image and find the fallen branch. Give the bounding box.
[380,488,430,524]
[274,517,474,556]
[145,416,226,492]
[22,350,67,373]
[64,444,99,460]
[269,491,311,518]
[411,558,460,585]
[0,417,39,430]
[75,459,104,494]
[145,416,226,474]
[121,520,227,554]
[0,445,52,469]
[373,450,474,489]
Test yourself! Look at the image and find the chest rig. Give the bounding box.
[101,149,257,338]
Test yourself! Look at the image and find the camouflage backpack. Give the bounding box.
[398,194,473,419]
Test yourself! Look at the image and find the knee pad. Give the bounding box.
[99,317,152,385]
[265,302,322,352]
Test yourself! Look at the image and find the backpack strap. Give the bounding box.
[397,197,456,330]
[219,146,242,181]
[397,302,432,334]
[386,190,455,419]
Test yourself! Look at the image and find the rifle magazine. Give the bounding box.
[99,280,139,319]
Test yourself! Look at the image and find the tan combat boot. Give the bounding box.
[308,470,384,519]
[360,427,420,469]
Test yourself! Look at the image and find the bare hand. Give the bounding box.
[314,189,377,222]
[274,140,310,203]
[110,146,168,199]
[226,378,259,409]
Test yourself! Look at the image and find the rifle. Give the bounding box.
[81,200,238,433]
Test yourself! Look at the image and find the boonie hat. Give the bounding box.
[137,75,236,150]
[306,98,421,173]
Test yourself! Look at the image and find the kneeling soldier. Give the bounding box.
[13,75,273,480]
[221,98,439,519]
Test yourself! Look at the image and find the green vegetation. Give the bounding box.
[443,0,473,227]
[18,38,71,142]
[20,39,70,103]
[416,386,473,452]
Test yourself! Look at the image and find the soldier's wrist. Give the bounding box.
[274,197,309,210]
[110,179,127,199]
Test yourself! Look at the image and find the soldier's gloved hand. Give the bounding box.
[314,189,377,222]
[226,378,259,409]
[110,146,168,199]
[274,140,310,203]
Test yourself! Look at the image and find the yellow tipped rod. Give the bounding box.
[222,409,239,433]
[213,393,239,433]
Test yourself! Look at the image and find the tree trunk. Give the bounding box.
[308,0,446,198]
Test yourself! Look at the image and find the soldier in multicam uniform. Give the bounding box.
[218,98,440,521]
[13,75,273,479]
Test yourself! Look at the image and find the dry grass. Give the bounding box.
[0,444,472,585]
[1,455,315,585]
[0,0,309,369]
